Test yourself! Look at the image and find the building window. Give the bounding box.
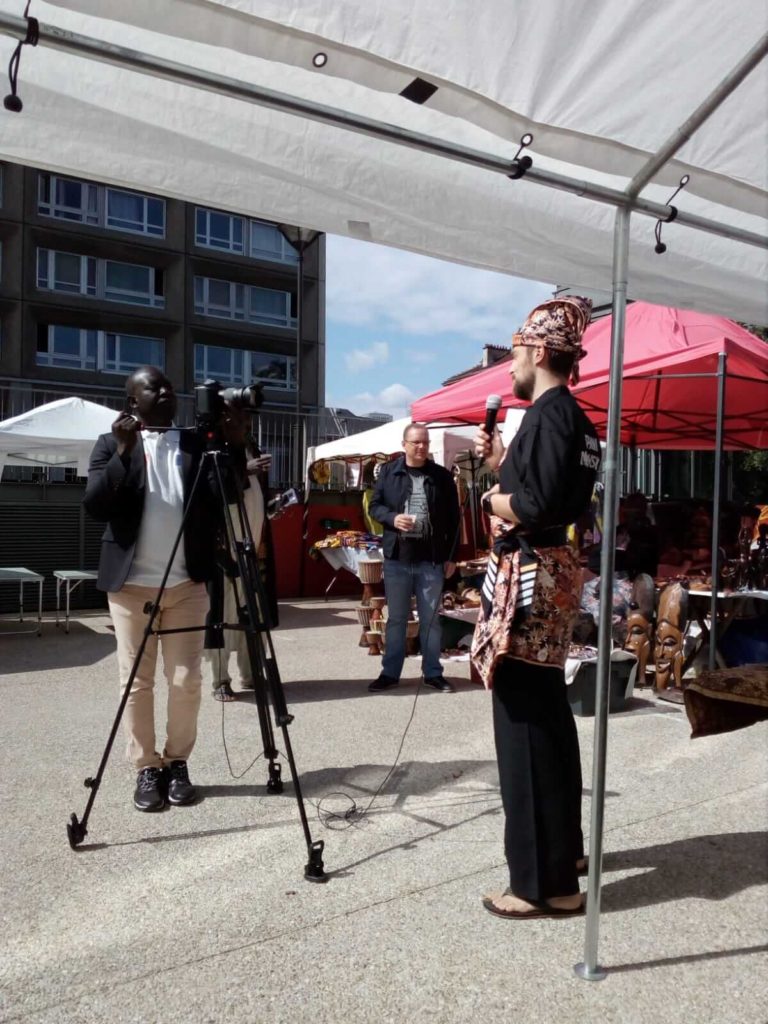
[194,277,245,320]
[38,174,99,225]
[250,221,298,264]
[37,248,164,308]
[249,286,294,327]
[103,260,164,307]
[194,208,299,264]
[251,350,297,390]
[37,249,96,296]
[105,188,165,236]
[38,174,166,237]
[194,276,295,328]
[195,208,245,254]
[194,343,296,391]
[37,325,98,370]
[36,325,164,374]
[194,343,245,386]
[103,333,165,373]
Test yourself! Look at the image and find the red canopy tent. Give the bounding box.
[412,303,768,450]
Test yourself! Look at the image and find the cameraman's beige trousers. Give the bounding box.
[108,580,209,771]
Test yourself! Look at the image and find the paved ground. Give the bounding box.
[1,599,766,1024]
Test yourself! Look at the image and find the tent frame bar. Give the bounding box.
[577,37,766,980]
[0,12,766,251]
[627,32,768,197]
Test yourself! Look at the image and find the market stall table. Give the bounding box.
[53,570,99,633]
[0,567,45,636]
[311,534,384,602]
[685,587,768,669]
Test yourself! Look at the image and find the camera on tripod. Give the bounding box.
[194,378,264,430]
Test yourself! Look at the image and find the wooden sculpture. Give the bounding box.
[654,582,689,696]
[623,573,655,685]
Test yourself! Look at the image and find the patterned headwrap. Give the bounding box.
[513,296,593,384]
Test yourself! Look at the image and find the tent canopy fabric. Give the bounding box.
[0,397,117,476]
[307,417,477,475]
[0,1,766,321]
[412,303,768,450]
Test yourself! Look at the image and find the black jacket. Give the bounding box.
[369,456,460,563]
[83,430,221,592]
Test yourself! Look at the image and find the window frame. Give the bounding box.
[35,325,164,374]
[194,207,246,254]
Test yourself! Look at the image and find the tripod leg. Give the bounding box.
[213,456,326,880]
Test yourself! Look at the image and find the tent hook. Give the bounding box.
[4,1,38,113]
[654,174,691,253]
[507,132,534,179]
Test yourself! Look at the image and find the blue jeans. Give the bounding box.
[382,560,445,680]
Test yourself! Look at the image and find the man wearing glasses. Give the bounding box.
[368,422,460,692]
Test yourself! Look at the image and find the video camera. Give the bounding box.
[194,378,264,430]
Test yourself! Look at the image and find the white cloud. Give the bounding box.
[326,235,553,343]
[407,350,437,365]
[344,340,389,373]
[339,382,418,421]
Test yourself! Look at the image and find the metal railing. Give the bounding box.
[0,378,385,488]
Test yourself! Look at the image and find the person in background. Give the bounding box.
[206,447,274,702]
[368,422,460,693]
[472,296,599,919]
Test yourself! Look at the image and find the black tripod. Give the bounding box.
[67,435,327,882]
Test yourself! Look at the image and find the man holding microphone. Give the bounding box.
[367,422,460,692]
[472,296,600,920]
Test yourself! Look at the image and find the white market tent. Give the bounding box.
[0,397,116,477]
[1,0,766,979]
[307,417,478,476]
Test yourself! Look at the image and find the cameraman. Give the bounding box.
[84,366,242,812]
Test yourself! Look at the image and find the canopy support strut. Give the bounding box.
[576,37,767,981]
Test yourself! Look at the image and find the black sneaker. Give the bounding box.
[368,674,399,692]
[164,760,198,805]
[423,676,455,693]
[133,767,165,812]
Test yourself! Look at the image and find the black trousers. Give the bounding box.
[492,658,584,901]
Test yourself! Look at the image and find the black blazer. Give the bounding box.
[369,455,460,563]
[83,430,220,592]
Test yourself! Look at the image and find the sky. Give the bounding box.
[324,236,554,420]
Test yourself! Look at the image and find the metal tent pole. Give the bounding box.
[0,13,766,251]
[708,352,728,670]
[574,35,766,982]
[574,206,631,983]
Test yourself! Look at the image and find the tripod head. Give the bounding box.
[194,378,263,446]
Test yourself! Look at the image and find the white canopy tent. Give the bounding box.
[0,397,116,477]
[0,1,765,321]
[307,417,479,477]
[1,0,766,979]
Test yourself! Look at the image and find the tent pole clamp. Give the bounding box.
[507,132,534,180]
[654,174,690,254]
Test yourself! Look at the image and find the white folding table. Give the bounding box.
[0,567,45,636]
[54,570,99,633]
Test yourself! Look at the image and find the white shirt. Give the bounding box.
[126,429,189,587]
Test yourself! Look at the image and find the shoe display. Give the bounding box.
[133,766,165,812]
[423,676,455,693]
[368,674,399,691]
[164,760,198,805]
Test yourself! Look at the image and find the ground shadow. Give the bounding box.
[608,943,768,974]
[599,830,768,912]
[273,604,361,631]
[207,676,479,705]
[0,621,115,674]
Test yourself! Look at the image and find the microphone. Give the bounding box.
[483,394,503,436]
